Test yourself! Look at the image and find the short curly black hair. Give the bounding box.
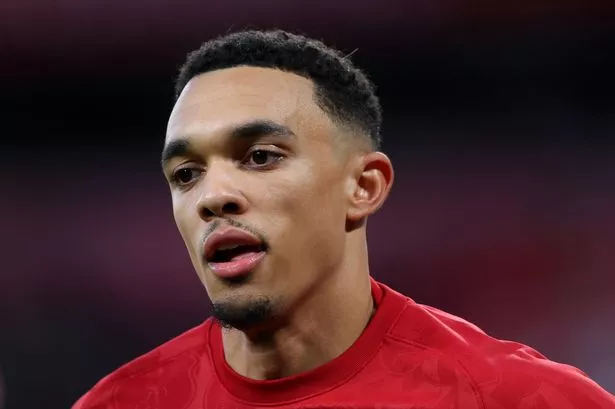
[175,30,382,149]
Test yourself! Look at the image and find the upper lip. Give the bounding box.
[203,227,264,262]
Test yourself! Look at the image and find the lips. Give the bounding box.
[203,227,267,279]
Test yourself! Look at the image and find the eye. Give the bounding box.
[171,167,202,186]
[244,149,284,168]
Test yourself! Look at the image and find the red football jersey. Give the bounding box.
[73,279,615,408]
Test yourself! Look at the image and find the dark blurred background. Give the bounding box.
[1,0,614,407]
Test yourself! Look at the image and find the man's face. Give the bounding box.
[163,67,357,329]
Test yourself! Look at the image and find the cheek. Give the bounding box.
[264,164,342,216]
[172,197,200,254]
[260,164,347,249]
[172,199,211,285]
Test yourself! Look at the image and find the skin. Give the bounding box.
[162,66,394,380]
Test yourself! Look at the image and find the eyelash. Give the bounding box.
[170,168,203,187]
[243,148,285,169]
[170,148,286,188]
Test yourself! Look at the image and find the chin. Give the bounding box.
[211,293,275,331]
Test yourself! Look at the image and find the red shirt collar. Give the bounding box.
[208,277,407,405]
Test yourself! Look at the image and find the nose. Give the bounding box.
[196,162,249,221]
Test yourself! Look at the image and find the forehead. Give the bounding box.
[167,66,327,142]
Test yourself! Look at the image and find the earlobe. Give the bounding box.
[347,152,394,223]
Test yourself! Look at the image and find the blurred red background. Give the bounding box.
[1,1,614,407]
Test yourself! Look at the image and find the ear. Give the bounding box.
[346,151,394,223]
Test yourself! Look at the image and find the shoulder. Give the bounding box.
[72,319,215,409]
[474,343,615,408]
[388,300,615,408]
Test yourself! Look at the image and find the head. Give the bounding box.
[162,30,394,332]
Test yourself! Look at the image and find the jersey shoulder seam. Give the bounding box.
[385,332,486,409]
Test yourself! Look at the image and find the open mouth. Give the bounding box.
[203,227,268,279]
[210,244,266,263]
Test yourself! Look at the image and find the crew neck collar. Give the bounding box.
[208,278,408,405]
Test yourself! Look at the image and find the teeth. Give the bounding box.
[216,244,242,252]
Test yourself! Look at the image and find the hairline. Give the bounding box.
[175,65,375,151]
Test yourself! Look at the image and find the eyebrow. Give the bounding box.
[161,119,295,167]
[230,119,295,140]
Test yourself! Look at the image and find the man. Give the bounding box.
[73,30,614,408]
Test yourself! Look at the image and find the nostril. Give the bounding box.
[201,207,216,219]
[199,197,244,220]
[222,202,240,214]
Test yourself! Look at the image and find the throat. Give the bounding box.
[221,295,376,380]
[224,327,322,380]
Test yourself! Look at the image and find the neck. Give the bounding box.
[221,239,374,380]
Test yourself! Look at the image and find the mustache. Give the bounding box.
[201,218,269,249]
